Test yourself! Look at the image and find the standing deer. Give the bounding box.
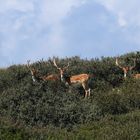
[27,60,60,82]
[115,57,140,79]
[53,59,91,98]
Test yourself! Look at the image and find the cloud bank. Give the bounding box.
[0,0,140,67]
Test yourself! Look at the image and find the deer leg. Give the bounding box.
[82,82,87,98]
[85,90,88,98]
[88,88,91,97]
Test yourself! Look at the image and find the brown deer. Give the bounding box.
[27,60,60,82]
[115,57,140,79]
[53,59,91,98]
[133,73,140,79]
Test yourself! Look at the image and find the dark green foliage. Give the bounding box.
[0,52,140,139]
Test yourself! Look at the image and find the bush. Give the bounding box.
[0,53,140,139]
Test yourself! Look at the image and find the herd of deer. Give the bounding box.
[27,58,140,98]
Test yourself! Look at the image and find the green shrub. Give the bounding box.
[0,53,140,139]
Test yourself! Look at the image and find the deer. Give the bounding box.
[115,57,140,79]
[53,59,91,98]
[27,60,60,82]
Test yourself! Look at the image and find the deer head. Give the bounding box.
[116,57,136,78]
[53,58,69,82]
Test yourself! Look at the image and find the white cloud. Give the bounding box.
[39,0,87,25]
[117,12,127,27]
[0,0,34,13]
[0,0,89,66]
[0,0,140,67]
[97,0,140,27]
[35,0,89,57]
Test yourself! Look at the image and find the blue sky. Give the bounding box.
[0,0,140,67]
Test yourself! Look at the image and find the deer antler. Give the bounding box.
[116,57,123,69]
[27,60,32,71]
[130,58,136,70]
[27,60,37,82]
[53,58,61,70]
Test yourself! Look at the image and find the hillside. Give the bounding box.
[0,52,140,140]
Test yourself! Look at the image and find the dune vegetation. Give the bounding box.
[0,52,140,139]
